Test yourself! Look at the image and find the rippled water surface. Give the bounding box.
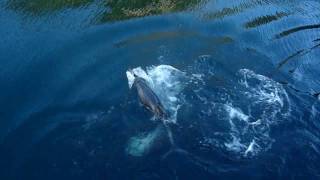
[1,0,320,179]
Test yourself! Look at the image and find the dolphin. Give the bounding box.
[128,69,199,160]
[131,73,168,119]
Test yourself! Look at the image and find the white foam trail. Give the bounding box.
[223,104,250,154]
[239,69,287,108]
[224,135,246,153]
[227,69,290,156]
[224,104,249,122]
[249,119,262,126]
[244,139,260,157]
[197,69,291,158]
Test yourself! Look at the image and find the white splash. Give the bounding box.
[126,71,135,89]
[126,67,154,89]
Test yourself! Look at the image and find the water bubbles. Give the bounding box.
[194,69,290,158]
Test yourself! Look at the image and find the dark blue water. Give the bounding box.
[1,0,320,179]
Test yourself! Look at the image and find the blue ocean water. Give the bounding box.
[0,0,320,179]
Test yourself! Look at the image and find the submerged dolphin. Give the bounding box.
[131,73,168,119]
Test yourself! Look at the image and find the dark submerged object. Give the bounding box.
[132,73,168,119]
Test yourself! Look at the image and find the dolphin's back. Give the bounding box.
[133,77,167,118]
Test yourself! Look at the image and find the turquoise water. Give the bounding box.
[0,0,320,179]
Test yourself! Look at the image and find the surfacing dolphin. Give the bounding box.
[131,72,168,119]
[129,71,188,157]
[128,69,208,162]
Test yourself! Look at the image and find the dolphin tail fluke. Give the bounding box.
[162,146,215,173]
[161,122,191,160]
[162,146,190,160]
[163,122,175,146]
[161,121,214,171]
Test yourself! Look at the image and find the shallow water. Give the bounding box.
[0,0,320,179]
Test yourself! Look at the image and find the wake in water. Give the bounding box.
[194,68,291,158]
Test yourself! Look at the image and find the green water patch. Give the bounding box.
[101,0,200,22]
[7,0,93,15]
[7,0,200,22]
